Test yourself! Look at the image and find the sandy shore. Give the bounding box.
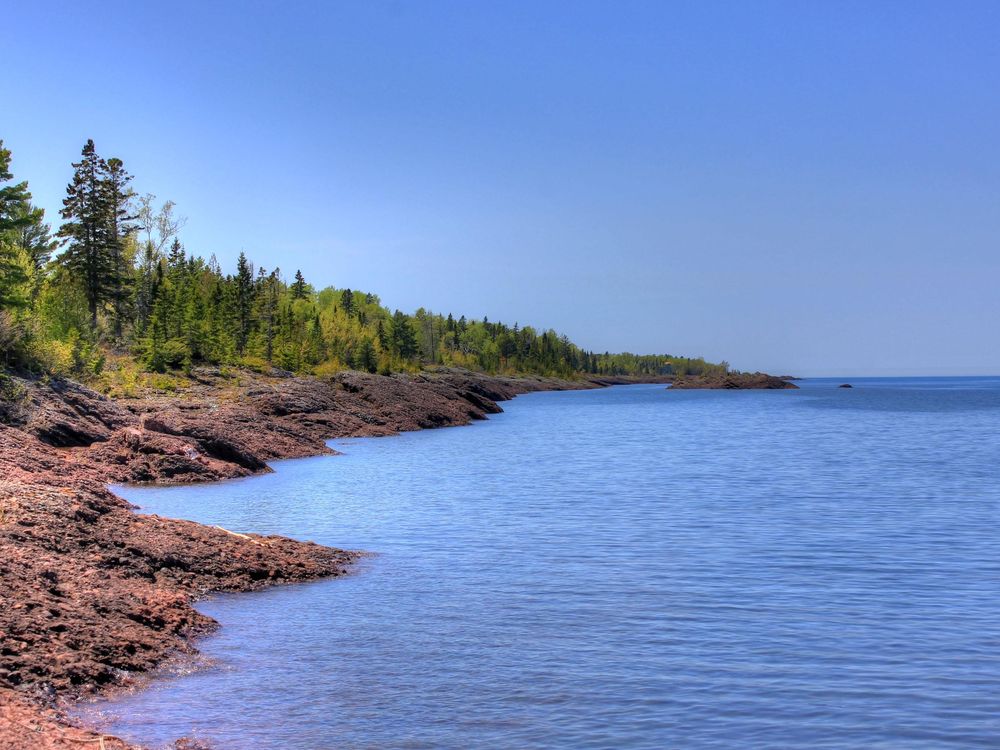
[0,367,665,748]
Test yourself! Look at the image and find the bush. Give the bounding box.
[41,338,76,376]
[313,359,345,378]
[150,373,181,392]
[0,310,24,369]
[237,356,271,375]
[144,338,190,373]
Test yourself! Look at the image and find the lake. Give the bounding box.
[77,378,1000,748]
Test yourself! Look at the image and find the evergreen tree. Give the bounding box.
[305,313,325,364]
[12,203,56,273]
[1,137,726,380]
[165,239,188,338]
[0,141,35,235]
[257,268,281,362]
[103,157,137,340]
[375,318,388,350]
[183,271,208,362]
[56,140,116,330]
[390,310,418,359]
[291,269,307,299]
[233,251,254,355]
[358,338,377,373]
[340,288,354,316]
[0,141,38,309]
[134,241,160,333]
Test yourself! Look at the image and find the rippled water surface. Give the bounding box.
[79,378,1000,748]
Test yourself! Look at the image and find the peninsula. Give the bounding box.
[0,138,760,746]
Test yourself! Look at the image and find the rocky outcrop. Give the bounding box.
[22,379,132,447]
[0,687,138,750]
[0,429,356,749]
[0,480,354,693]
[669,372,799,390]
[4,368,603,488]
[0,365,640,747]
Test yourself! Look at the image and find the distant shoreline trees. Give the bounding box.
[0,137,728,381]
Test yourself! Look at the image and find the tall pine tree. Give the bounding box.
[291,269,307,299]
[103,157,137,340]
[56,140,116,330]
[0,141,37,309]
[233,251,255,355]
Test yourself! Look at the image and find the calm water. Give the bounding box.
[78,378,1000,749]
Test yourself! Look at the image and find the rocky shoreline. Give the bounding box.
[0,367,663,748]
[669,372,799,389]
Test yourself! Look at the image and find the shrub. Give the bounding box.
[144,338,190,373]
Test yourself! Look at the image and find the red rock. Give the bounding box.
[0,366,661,745]
[669,372,799,389]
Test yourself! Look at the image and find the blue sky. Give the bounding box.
[6,1,999,375]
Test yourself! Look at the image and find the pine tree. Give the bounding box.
[165,240,188,339]
[183,278,208,362]
[390,310,418,359]
[358,338,377,373]
[375,319,388,350]
[103,157,137,340]
[340,288,354,316]
[256,269,281,362]
[12,203,56,272]
[306,313,325,364]
[56,140,116,330]
[204,279,227,362]
[134,241,160,334]
[0,141,35,235]
[291,269,307,299]
[234,251,254,355]
[0,141,37,309]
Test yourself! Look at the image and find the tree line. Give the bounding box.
[0,138,727,380]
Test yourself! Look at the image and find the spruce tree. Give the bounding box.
[306,313,325,364]
[340,288,354,316]
[56,140,115,330]
[291,269,307,299]
[390,310,418,359]
[0,141,35,235]
[375,318,388,350]
[134,241,160,333]
[205,279,227,362]
[358,338,377,373]
[13,203,56,272]
[166,240,188,339]
[103,157,137,340]
[256,269,281,362]
[0,141,38,309]
[233,252,255,355]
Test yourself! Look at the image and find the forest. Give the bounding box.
[0,139,727,382]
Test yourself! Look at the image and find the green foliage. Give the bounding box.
[143,337,190,373]
[0,140,39,310]
[0,136,729,381]
[56,140,114,328]
[291,269,308,299]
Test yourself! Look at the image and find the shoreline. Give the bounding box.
[0,367,668,748]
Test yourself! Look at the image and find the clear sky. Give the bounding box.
[6,1,999,376]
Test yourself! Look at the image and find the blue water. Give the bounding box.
[78,378,1000,749]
